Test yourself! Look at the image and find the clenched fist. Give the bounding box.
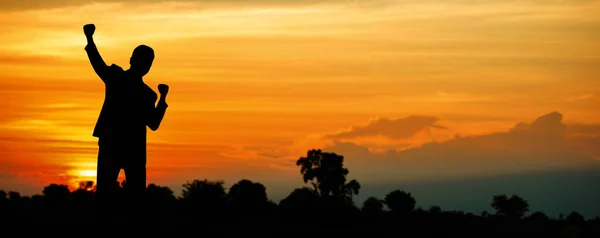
[158,84,169,95]
[84,24,95,37]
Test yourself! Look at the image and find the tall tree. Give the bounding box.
[181,179,227,212]
[491,194,529,219]
[384,189,416,214]
[362,196,384,213]
[42,184,70,210]
[296,149,360,199]
[227,179,269,214]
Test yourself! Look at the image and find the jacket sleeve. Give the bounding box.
[85,43,111,82]
[147,95,169,131]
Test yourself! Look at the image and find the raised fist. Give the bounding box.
[158,84,169,95]
[84,24,95,37]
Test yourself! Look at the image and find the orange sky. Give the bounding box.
[0,0,599,198]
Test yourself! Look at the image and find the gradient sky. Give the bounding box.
[1,0,599,214]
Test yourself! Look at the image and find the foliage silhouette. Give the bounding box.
[384,189,416,215]
[362,196,384,213]
[180,179,227,216]
[491,194,529,219]
[526,211,550,222]
[42,184,70,210]
[429,205,442,214]
[278,187,320,219]
[296,149,361,199]
[1,149,598,237]
[567,211,585,225]
[146,183,176,211]
[227,179,270,215]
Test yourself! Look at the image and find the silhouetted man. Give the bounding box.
[83,24,169,213]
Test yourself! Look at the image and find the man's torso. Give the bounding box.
[93,67,158,143]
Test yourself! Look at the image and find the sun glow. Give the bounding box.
[78,169,97,177]
[64,160,98,189]
[65,169,95,188]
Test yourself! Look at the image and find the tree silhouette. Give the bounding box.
[71,182,96,211]
[1,144,599,236]
[42,184,70,210]
[429,206,442,214]
[79,181,95,191]
[362,196,384,213]
[147,183,176,205]
[526,211,549,221]
[491,194,529,219]
[0,190,7,211]
[384,189,416,215]
[227,179,269,215]
[296,149,360,199]
[7,191,22,210]
[279,187,320,218]
[566,211,585,225]
[343,179,361,199]
[8,191,20,201]
[181,179,227,214]
[0,176,599,237]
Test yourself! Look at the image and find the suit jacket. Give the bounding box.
[85,43,168,143]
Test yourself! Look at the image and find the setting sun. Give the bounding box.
[77,169,96,178]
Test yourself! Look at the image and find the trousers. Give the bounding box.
[95,135,146,215]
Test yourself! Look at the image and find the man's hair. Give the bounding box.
[132,45,154,61]
[129,45,154,76]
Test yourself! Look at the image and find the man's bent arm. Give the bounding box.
[85,35,110,81]
[148,95,169,131]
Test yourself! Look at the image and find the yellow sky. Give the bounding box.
[0,0,599,197]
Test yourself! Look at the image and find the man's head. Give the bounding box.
[129,45,154,77]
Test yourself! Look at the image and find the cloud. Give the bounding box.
[326,115,447,140]
[567,123,600,137]
[322,111,600,183]
[0,54,80,65]
[508,111,566,136]
[565,93,595,102]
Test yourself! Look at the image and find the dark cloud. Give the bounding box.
[326,115,447,140]
[323,111,600,183]
[568,123,600,137]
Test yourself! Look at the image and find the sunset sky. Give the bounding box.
[1,0,599,216]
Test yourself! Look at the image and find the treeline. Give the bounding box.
[0,149,598,237]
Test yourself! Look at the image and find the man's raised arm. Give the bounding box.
[148,84,170,131]
[83,24,110,82]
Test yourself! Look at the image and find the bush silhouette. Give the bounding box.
[42,184,70,210]
[362,196,384,213]
[181,179,227,215]
[279,187,320,218]
[227,179,269,215]
[567,211,585,225]
[146,183,176,211]
[0,148,596,237]
[384,189,416,215]
[491,194,529,219]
